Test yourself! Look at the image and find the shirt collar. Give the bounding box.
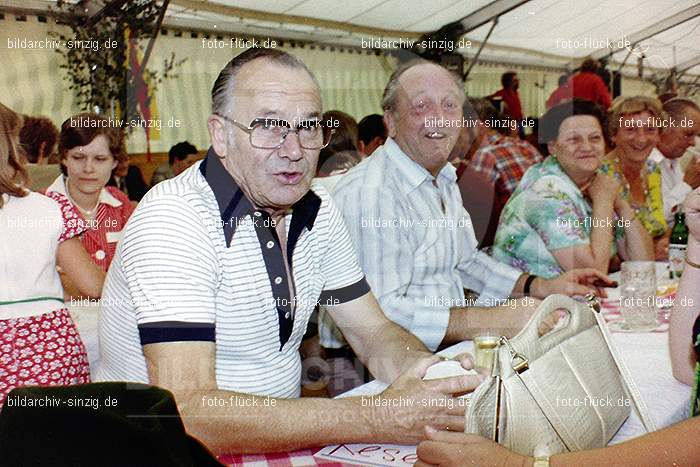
[46,175,122,208]
[649,147,665,164]
[199,147,321,247]
[383,138,457,193]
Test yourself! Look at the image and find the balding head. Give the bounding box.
[382,60,466,176]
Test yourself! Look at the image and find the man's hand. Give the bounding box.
[654,233,670,261]
[533,268,614,298]
[370,355,486,445]
[415,428,529,467]
[683,160,700,189]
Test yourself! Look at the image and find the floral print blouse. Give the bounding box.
[599,155,667,238]
[493,156,623,278]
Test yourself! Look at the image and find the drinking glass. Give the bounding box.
[473,334,499,370]
[619,261,658,331]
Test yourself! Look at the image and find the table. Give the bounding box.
[340,332,690,445]
[68,286,691,465]
[221,328,690,466]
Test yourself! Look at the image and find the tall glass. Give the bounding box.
[619,261,658,331]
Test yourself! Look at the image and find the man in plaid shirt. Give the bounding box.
[471,132,543,210]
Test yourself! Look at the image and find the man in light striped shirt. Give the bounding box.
[321,60,612,368]
[97,48,483,455]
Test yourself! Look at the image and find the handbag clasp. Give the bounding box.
[499,336,529,374]
[585,293,601,313]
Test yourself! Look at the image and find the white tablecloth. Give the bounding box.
[340,332,690,445]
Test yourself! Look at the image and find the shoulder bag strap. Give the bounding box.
[589,299,657,432]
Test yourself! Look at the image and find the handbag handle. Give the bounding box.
[503,295,591,372]
[587,296,657,433]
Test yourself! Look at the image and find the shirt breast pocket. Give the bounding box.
[106,230,123,243]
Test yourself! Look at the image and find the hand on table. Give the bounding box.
[534,268,615,299]
[371,355,486,445]
[415,428,529,467]
[654,233,669,261]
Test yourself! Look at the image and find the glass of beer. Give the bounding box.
[619,261,658,331]
[473,334,499,371]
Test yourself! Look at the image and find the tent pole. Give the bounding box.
[464,18,498,80]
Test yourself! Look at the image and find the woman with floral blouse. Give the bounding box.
[600,95,669,259]
[492,100,653,278]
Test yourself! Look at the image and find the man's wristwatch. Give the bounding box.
[533,456,550,467]
[524,274,538,296]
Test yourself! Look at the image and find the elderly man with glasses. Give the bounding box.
[96,48,482,455]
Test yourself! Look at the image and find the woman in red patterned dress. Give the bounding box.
[0,104,104,409]
[46,113,134,277]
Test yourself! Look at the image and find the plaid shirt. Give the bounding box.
[470,133,543,210]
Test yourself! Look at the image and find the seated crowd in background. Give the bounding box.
[1,47,700,462]
[19,115,61,191]
[492,99,653,277]
[150,140,199,186]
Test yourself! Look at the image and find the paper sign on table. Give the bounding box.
[315,443,417,466]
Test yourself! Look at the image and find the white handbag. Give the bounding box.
[465,294,656,456]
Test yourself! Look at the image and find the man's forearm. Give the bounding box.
[176,389,381,455]
[360,319,432,382]
[445,301,538,344]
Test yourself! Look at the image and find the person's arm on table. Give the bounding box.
[615,195,655,261]
[444,300,541,343]
[550,173,619,273]
[415,417,700,467]
[144,342,485,455]
[670,189,700,385]
[325,291,433,381]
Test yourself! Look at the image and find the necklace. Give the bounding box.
[65,183,99,218]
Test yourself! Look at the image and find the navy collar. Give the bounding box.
[199,147,321,247]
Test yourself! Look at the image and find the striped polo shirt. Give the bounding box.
[96,148,369,398]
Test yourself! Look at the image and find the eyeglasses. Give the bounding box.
[215,114,334,150]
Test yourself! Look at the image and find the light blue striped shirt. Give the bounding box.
[319,138,521,351]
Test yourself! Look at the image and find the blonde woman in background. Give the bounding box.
[600,96,669,259]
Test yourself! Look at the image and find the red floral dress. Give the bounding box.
[0,194,90,409]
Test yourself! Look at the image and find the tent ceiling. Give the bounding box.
[2,0,698,76]
[164,0,699,75]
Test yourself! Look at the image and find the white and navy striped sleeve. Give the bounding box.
[119,194,219,345]
[318,195,370,306]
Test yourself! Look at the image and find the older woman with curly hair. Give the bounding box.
[600,95,669,258]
